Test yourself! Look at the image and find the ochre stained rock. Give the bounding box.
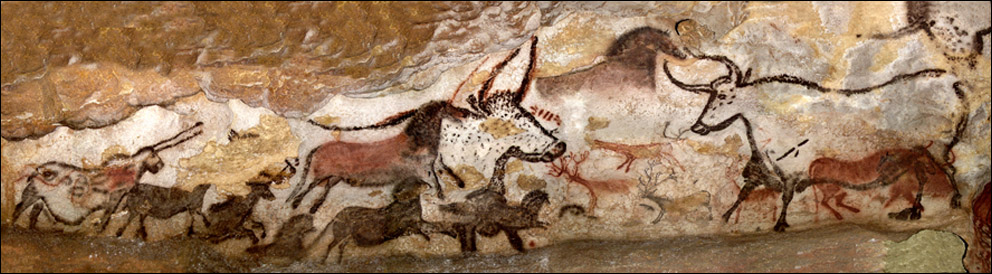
[2,2,544,140]
[1,138,14,223]
[1,63,200,140]
[178,115,299,196]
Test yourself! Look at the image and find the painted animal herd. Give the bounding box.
[8,12,988,264]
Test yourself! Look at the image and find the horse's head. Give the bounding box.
[664,55,745,136]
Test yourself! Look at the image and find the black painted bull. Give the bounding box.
[664,55,967,232]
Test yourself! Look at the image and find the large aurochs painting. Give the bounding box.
[1,1,989,272]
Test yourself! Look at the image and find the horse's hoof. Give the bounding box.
[888,208,921,221]
[950,194,962,209]
[773,222,790,232]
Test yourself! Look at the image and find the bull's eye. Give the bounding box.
[718,94,727,100]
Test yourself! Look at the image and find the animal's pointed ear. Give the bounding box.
[466,94,488,115]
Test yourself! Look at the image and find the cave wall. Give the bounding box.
[1,1,989,270]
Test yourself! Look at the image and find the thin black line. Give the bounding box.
[776,148,796,162]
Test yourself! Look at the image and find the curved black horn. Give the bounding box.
[662,60,713,94]
[700,55,742,85]
[151,122,204,152]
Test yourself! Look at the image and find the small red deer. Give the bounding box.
[288,36,566,214]
[806,147,954,221]
[587,137,684,173]
[547,151,633,216]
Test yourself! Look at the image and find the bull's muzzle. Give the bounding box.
[691,123,711,136]
[541,142,567,162]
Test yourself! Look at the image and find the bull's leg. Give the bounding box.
[12,185,40,223]
[773,184,795,232]
[722,182,757,222]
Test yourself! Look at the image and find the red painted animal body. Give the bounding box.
[548,151,632,216]
[808,148,953,220]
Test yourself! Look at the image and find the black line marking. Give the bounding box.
[797,139,809,147]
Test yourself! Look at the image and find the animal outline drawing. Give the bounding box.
[665,54,967,232]
[288,36,566,213]
[11,122,204,231]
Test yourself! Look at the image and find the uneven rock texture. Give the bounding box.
[1,1,990,272]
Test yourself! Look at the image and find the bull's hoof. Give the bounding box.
[721,211,733,223]
[773,222,790,232]
[888,207,922,221]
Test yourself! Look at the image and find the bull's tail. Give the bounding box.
[308,109,417,132]
[286,146,319,207]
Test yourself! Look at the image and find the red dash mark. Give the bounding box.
[529,241,536,248]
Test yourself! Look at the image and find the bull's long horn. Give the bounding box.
[662,61,713,94]
[151,122,204,152]
[702,55,742,85]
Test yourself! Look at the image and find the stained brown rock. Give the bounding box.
[1,2,544,140]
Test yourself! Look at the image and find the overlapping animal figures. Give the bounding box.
[9,36,566,263]
[13,122,204,231]
[4,17,985,266]
[664,53,967,232]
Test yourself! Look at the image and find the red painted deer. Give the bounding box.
[288,36,566,214]
[12,122,203,231]
[665,53,967,232]
[587,137,684,173]
[547,151,633,216]
[807,147,954,221]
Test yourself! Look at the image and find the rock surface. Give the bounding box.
[1,1,990,272]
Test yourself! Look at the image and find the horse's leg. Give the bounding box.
[504,229,525,252]
[137,215,149,241]
[116,210,136,237]
[822,193,843,220]
[723,182,756,223]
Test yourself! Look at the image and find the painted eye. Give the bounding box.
[42,170,56,180]
[717,94,727,100]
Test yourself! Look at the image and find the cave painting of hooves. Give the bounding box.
[3,4,988,268]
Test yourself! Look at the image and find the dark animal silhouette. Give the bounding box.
[200,159,295,244]
[201,182,275,244]
[12,122,203,230]
[439,189,550,252]
[246,214,316,264]
[316,177,438,263]
[665,54,966,232]
[287,36,566,214]
[114,184,212,240]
